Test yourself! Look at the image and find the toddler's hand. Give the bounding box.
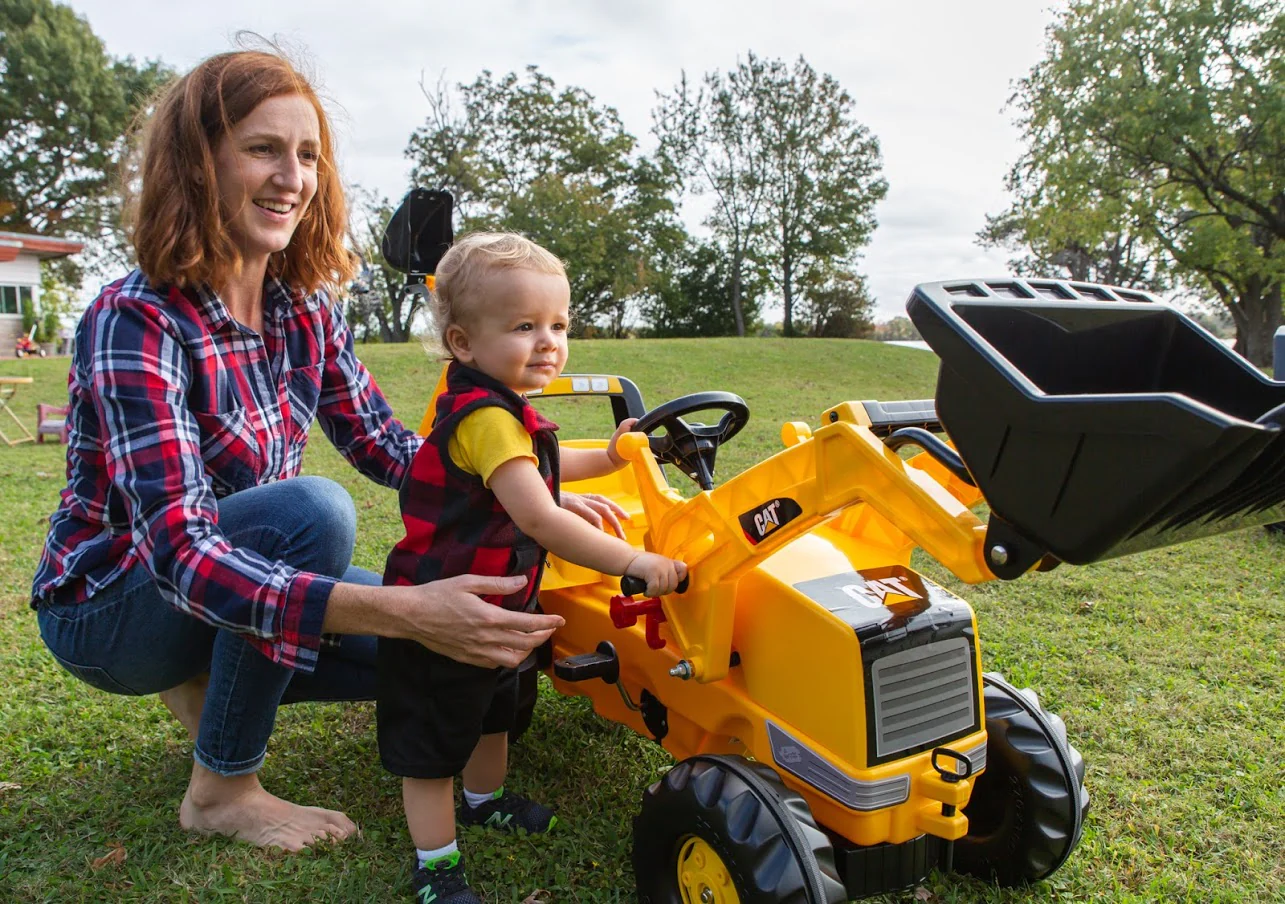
[625,552,688,597]
[607,418,640,468]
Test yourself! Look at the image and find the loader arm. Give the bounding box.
[615,407,997,683]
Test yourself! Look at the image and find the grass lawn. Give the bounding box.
[1,338,1283,903]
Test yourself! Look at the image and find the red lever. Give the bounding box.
[609,594,668,650]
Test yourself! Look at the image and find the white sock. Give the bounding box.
[416,841,459,869]
[463,786,501,809]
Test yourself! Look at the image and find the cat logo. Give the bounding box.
[840,575,923,609]
[738,497,804,544]
[792,566,934,629]
[777,745,803,765]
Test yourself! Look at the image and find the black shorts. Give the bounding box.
[376,636,519,778]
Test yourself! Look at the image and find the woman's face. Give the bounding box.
[213,94,321,271]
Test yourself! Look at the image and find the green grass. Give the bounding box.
[2,339,1283,903]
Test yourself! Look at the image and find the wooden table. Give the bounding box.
[0,377,36,446]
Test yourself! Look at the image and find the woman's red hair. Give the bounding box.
[126,50,355,295]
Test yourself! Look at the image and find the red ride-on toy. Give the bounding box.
[15,324,45,358]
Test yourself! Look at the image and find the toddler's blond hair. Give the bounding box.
[430,232,567,356]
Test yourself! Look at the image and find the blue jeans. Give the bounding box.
[37,476,381,776]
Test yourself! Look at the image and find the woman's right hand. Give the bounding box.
[398,574,563,668]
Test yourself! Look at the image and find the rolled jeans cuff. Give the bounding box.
[193,745,267,777]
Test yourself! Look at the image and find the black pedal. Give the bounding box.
[553,641,619,684]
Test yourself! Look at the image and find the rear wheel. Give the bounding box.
[634,755,847,904]
[954,672,1089,885]
[14,348,24,359]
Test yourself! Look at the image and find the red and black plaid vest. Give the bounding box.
[383,362,560,611]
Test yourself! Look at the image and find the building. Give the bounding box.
[0,231,84,356]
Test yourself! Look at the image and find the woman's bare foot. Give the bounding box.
[179,762,357,852]
[158,673,209,740]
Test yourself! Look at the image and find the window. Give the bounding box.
[0,285,32,316]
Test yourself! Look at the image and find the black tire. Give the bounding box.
[634,755,848,904]
[954,672,1089,886]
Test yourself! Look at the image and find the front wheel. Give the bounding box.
[37,348,47,358]
[633,755,847,904]
[953,672,1089,886]
[14,348,24,359]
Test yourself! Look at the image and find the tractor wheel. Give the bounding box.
[38,348,47,357]
[953,672,1089,886]
[634,754,847,904]
[14,348,24,359]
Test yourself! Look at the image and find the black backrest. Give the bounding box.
[381,189,454,275]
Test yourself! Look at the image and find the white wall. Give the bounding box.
[0,253,43,354]
[0,254,42,287]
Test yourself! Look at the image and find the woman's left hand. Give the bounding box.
[561,491,630,538]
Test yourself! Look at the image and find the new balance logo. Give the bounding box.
[485,812,513,829]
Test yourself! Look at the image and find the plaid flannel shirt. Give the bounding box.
[30,270,422,672]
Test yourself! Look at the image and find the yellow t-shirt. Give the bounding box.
[447,406,538,486]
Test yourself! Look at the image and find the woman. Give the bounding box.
[29,49,619,853]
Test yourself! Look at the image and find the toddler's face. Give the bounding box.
[449,268,571,394]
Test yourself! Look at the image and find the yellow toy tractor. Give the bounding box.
[385,193,1285,902]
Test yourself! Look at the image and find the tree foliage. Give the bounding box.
[655,53,887,338]
[873,316,923,342]
[798,270,875,339]
[748,54,887,337]
[654,70,769,336]
[640,239,765,337]
[408,67,683,336]
[995,0,1285,363]
[0,0,170,280]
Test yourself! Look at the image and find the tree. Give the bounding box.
[798,270,875,339]
[748,54,887,337]
[998,0,1285,363]
[0,0,170,280]
[655,53,888,338]
[640,239,765,337]
[654,71,769,337]
[873,316,923,342]
[978,201,1164,288]
[408,67,684,336]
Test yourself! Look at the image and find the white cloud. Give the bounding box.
[68,0,1060,318]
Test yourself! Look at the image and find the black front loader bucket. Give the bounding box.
[907,278,1285,579]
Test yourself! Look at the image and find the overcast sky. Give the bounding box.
[67,0,1061,320]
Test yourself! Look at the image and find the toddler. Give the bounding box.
[378,232,686,903]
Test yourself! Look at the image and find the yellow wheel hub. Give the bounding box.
[676,835,740,904]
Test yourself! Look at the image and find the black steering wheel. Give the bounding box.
[633,391,749,490]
